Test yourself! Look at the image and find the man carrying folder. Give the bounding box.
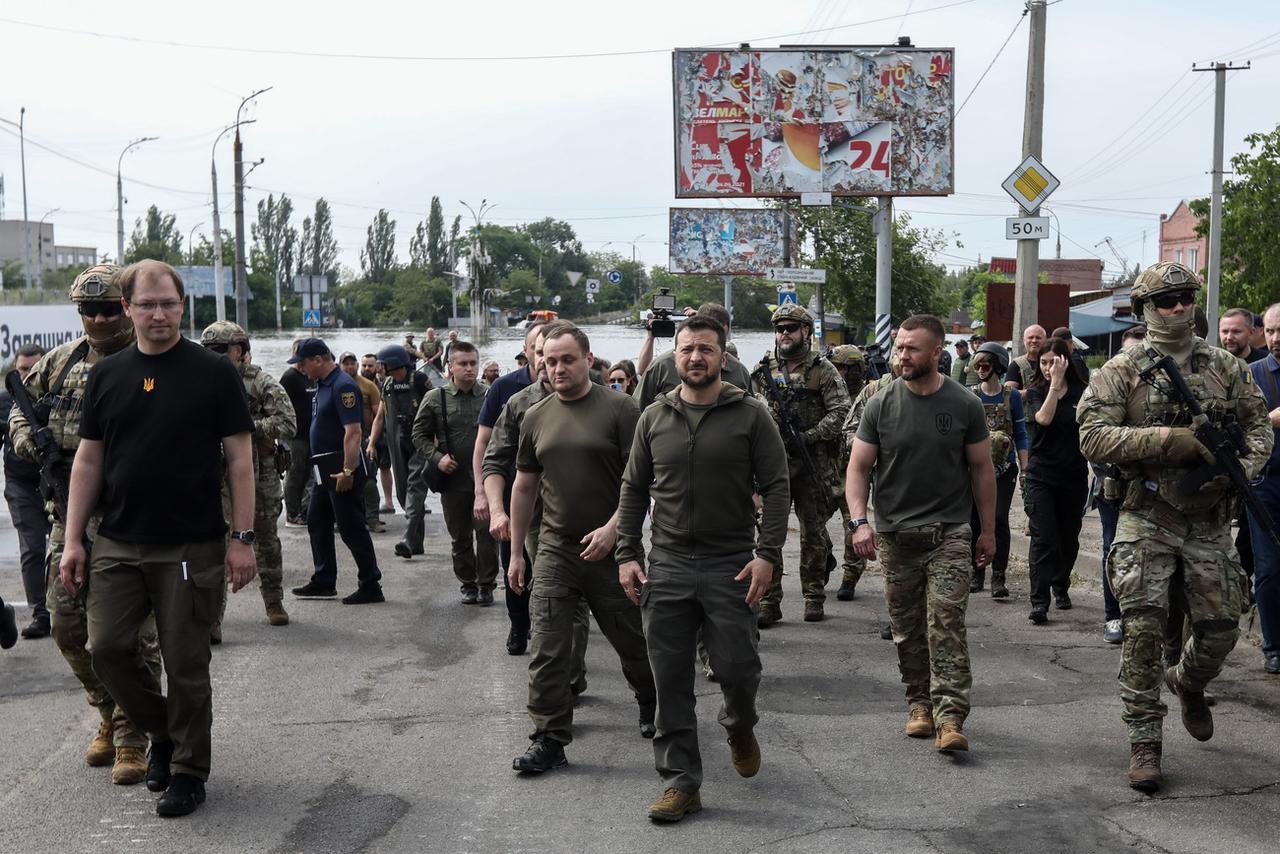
[289,338,385,604]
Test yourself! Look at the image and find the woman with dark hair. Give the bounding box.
[608,359,638,395]
[1024,337,1090,624]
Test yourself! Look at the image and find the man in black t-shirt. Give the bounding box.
[60,260,257,819]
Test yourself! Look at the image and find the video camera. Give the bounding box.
[649,287,677,338]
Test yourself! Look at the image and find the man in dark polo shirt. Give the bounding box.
[60,260,257,817]
[290,339,384,605]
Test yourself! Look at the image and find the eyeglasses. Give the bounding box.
[130,300,182,314]
[1149,290,1195,310]
[203,343,230,354]
[774,323,803,334]
[77,301,124,318]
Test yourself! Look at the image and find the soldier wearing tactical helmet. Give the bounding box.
[1077,261,1273,792]
[750,302,851,626]
[828,344,869,601]
[8,263,162,786]
[200,321,296,637]
[367,343,432,557]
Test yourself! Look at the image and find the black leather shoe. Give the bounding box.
[292,582,337,598]
[20,617,50,639]
[1029,607,1049,625]
[1054,591,1073,610]
[146,740,173,792]
[836,582,857,601]
[880,624,893,640]
[506,628,527,655]
[0,603,16,649]
[513,737,567,774]
[156,773,205,817]
[461,589,479,605]
[394,541,413,558]
[342,585,385,605]
[639,710,656,739]
[1266,654,1280,675]
[478,589,494,606]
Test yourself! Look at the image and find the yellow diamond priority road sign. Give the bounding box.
[1001,154,1059,213]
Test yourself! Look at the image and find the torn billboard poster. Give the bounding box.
[668,207,786,275]
[673,47,954,198]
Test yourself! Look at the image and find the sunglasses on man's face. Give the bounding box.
[78,301,124,318]
[1149,290,1195,310]
[774,323,803,335]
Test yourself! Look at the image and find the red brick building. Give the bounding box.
[988,257,1104,294]
[1159,200,1207,274]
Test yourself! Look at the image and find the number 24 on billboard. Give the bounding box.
[851,139,890,177]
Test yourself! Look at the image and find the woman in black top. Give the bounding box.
[1023,337,1090,624]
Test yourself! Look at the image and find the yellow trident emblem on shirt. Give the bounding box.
[142,377,155,392]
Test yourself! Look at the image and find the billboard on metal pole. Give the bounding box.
[668,208,786,275]
[673,47,954,198]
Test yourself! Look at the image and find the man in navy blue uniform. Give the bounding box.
[289,338,384,604]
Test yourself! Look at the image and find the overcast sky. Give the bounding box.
[1,0,1277,282]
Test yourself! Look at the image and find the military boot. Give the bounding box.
[969,566,985,593]
[727,730,760,777]
[803,600,824,622]
[836,580,857,601]
[934,721,969,752]
[647,787,702,823]
[1128,742,1162,792]
[111,746,148,785]
[905,706,934,738]
[1165,667,1213,741]
[86,720,115,766]
[265,601,290,626]
[990,568,1009,599]
[210,623,223,645]
[757,603,782,628]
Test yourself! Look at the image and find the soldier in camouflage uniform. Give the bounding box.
[751,304,850,626]
[1077,262,1273,792]
[367,345,432,558]
[829,345,869,601]
[8,264,160,785]
[201,321,296,638]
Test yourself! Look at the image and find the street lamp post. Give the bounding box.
[116,136,158,265]
[36,207,59,287]
[186,221,203,337]
[630,233,645,304]
[233,87,272,329]
[210,120,253,323]
[460,199,497,343]
[0,109,34,288]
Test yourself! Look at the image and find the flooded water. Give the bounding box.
[247,324,781,380]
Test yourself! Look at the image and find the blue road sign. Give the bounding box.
[606,269,623,285]
[777,286,798,305]
[302,308,322,328]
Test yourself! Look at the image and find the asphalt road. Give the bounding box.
[1,503,1277,854]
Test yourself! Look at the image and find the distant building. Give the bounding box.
[1158,200,1206,274]
[0,220,99,282]
[988,257,1104,295]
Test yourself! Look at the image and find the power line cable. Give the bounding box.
[955,10,1025,116]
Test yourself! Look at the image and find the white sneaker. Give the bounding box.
[1103,619,1123,644]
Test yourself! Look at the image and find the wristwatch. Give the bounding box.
[846,517,869,533]
[230,529,256,545]
[341,467,354,477]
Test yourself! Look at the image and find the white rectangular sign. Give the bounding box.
[1006,216,1050,240]
[766,267,826,284]
[800,192,833,206]
[0,304,81,361]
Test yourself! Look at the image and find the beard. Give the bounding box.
[678,364,721,389]
[777,338,807,359]
[901,360,936,381]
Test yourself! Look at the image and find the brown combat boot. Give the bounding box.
[757,603,782,628]
[905,705,934,738]
[1128,741,1162,792]
[647,787,702,823]
[934,720,969,752]
[265,601,290,626]
[728,731,760,778]
[1165,666,1213,741]
[803,600,824,622]
[85,720,115,766]
[111,746,148,785]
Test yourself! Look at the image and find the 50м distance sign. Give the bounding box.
[673,47,954,198]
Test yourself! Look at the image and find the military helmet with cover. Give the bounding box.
[770,303,813,326]
[376,344,413,372]
[69,263,124,302]
[200,320,250,349]
[828,344,865,367]
[1130,261,1201,313]
[972,341,1010,374]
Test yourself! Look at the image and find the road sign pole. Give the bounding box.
[1012,0,1047,354]
[813,214,824,349]
[874,196,893,353]
[721,275,733,339]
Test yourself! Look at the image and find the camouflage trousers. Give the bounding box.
[838,494,867,589]
[880,523,973,723]
[1108,508,1245,744]
[762,477,837,607]
[47,518,161,748]
[218,463,286,625]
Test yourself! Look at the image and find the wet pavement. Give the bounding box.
[1,494,1277,853]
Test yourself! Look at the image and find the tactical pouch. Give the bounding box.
[275,441,291,478]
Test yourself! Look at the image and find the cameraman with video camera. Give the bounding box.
[633,293,754,410]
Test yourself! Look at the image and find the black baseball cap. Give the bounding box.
[288,337,331,363]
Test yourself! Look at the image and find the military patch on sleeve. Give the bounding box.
[341,391,356,409]
[1242,369,1253,384]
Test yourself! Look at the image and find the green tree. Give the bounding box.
[250,193,298,287]
[1190,123,1280,310]
[427,197,447,276]
[360,209,397,283]
[125,205,183,264]
[298,198,339,280]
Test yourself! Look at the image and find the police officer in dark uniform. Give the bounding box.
[289,338,385,604]
[367,344,431,558]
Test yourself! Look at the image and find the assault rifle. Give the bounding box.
[4,369,71,518]
[1140,353,1280,546]
[756,357,820,485]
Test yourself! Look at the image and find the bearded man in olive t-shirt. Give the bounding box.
[506,322,657,775]
[847,313,997,755]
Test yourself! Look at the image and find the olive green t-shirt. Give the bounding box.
[855,375,988,532]
[516,383,640,556]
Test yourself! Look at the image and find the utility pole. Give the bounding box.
[232,88,271,330]
[813,214,824,348]
[460,199,495,344]
[116,137,157,267]
[210,123,244,323]
[874,196,893,352]
[1012,0,1047,355]
[1194,60,1249,345]
[19,108,31,289]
